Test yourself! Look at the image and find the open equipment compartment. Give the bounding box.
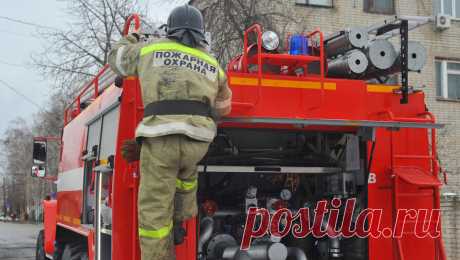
[197,127,370,260]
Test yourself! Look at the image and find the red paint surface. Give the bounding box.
[43,200,57,255]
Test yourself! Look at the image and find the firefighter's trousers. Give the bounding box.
[138,135,210,260]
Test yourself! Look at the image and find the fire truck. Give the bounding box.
[32,15,446,260]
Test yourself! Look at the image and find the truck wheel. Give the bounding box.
[61,243,88,260]
[35,230,46,260]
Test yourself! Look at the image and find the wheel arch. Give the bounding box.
[55,225,88,245]
[54,225,90,260]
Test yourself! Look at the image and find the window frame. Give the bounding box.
[437,0,460,18]
[295,0,334,8]
[81,101,120,224]
[436,59,460,100]
[363,0,395,15]
[99,105,121,159]
[85,102,121,159]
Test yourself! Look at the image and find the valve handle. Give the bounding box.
[123,14,141,36]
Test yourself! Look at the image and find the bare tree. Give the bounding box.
[32,0,149,96]
[0,95,66,220]
[192,0,300,65]
[1,118,33,219]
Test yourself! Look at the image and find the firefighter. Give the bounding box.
[108,4,232,260]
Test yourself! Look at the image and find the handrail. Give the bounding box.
[307,29,326,80]
[64,14,141,126]
[123,14,141,36]
[64,65,110,125]
[241,24,263,107]
[307,29,326,107]
[378,110,435,123]
[242,24,263,74]
[237,24,326,108]
[425,112,439,178]
[236,24,327,110]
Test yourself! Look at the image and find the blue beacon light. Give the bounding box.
[289,35,309,55]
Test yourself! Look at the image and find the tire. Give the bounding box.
[61,243,88,260]
[53,243,65,260]
[35,230,46,260]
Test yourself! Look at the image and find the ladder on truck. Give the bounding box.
[386,111,447,260]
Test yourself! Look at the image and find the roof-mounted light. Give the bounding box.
[262,31,280,51]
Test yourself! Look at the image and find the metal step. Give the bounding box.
[198,165,341,174]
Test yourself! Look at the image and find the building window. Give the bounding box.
[295,0,333,8]
[436,60,460,100]
[364,0,395,14]
[435,0,460,18]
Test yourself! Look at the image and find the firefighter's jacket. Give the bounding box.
[108,35,232,142]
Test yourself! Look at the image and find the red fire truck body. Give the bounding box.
[36,20,446,260]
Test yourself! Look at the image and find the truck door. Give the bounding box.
[83,104,120,260]
[96,105,120,260]
[82,118,101,225]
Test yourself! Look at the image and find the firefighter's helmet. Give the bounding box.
[167,4,207,48]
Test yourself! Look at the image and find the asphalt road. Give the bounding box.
[0,222,42,260]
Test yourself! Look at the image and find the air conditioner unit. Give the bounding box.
[436,14,451,30]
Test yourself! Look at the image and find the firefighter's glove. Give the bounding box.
[121,139,141,163]
[114,76,124,88]
[173,222,187,245]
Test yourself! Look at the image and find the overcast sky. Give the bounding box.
[0,0,186,137]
